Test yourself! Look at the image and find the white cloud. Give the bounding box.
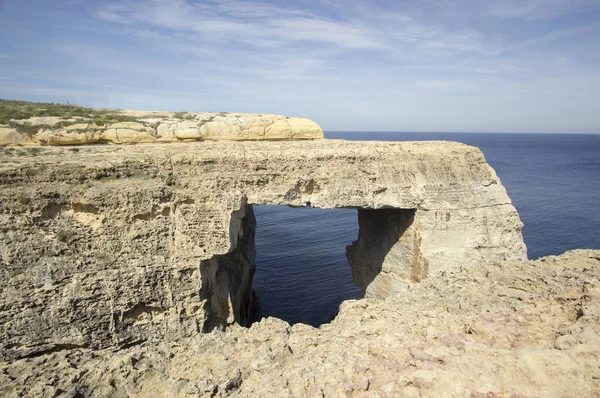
[482,0,597,20]
[498,22,600,54]
[93,0,386,50]
[84,0,600,96]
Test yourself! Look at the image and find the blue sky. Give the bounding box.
[1,0,599,133]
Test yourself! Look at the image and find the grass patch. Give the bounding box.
[7,119,88,136]
[173,112,195,120]
[11,122,42,136]
[0,99,145,135]
[91,114,142,126]
[0,99,99,124]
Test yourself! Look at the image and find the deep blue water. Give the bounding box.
[253,132,600,326]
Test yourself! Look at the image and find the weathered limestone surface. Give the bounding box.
[0,112,324,145]
[2,250,599,397]
[0,139,526,359]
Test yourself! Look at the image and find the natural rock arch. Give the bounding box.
[0,140,526,359]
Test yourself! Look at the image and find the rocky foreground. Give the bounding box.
[2,250,599,397]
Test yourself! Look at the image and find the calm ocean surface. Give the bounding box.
[253,132,600,326]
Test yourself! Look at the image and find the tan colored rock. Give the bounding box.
[64,123,91,131]
[200,114,323,141]
[0,127,23,145]
[34,128,102,145]
[2,110,324,145]
[0,139,525,360]
[12,116,79,126]
[156,120,201,141]
[101,121,156,143]
[1,250,598,397]
[107,121,150,131]
[288,117,323,139]
[264,118,292,140]
[118,109,175,118]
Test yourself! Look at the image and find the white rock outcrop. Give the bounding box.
[0,112,324,145]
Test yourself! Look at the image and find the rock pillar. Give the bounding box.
[200,204,256,331]
[346,208,428,298]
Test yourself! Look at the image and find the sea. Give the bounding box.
[252,132,600,327]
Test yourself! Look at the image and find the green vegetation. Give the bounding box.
[13,123,42,136]
[0,99,99,123]
[173,112,195,120]
[90,114,142,127]
[0,99,142,136]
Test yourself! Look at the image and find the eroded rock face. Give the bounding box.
[200,203,256,332]
[1,250,598,397]
[0,140,526,359]
[347,209,429,298]
[0,112,324,145]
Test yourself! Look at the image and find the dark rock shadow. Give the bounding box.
[346,208,416,295]
[199,204,256,332]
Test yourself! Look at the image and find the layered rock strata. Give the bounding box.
[0,139,526,359]
[1,250,598,397]
[0,112,324,145]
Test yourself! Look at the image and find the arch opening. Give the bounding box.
[198,203,421,331]
[252,204,362,327]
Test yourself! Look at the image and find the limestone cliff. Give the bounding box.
[0,138,525,360]
[0,111,323,145]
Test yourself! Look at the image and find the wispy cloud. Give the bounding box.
[457,22,600,68]
[497,22,600,54]
[94,0,384,50]
[482,0,598,20]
